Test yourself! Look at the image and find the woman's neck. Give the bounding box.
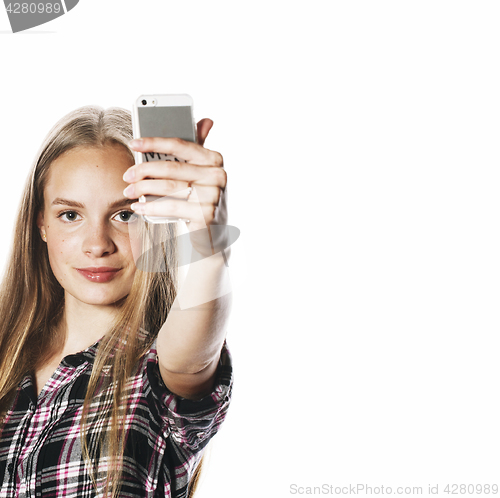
[57,293,122,356]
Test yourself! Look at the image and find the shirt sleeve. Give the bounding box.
[145,340,233,452]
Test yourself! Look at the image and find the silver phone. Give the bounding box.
[131,94,197,223]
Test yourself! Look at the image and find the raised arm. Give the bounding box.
[123,120,232,399]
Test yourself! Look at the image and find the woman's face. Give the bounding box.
[37,144,139,307]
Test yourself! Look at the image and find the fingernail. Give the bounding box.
[131,203,145,213]
[123,185,134,197]
[123,169,135,181]
[129,139,143,148]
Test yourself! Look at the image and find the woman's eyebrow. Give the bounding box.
[51,197,136,209]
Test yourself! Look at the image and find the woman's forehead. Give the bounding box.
[44,145,133,200]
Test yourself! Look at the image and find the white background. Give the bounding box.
[1,1,500,497]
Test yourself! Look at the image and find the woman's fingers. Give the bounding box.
[131,195,218,229]
[124,179,222,205]
[124,160,227,188]
[125,123,227,233]
[124,179,190,199]
[196,118,214,147]
[129,136,223,167]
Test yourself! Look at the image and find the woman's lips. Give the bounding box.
[76,268,121,283]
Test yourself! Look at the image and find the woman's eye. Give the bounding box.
[114,211,138,223]
[58,211,80,222]
[57,210,138,223]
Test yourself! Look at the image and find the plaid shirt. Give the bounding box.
[0,340,232,498]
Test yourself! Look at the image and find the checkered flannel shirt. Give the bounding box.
[0,340,232,498]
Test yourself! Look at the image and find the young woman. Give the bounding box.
[0,106,233,498]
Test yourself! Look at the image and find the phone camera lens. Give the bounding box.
[141,100,147,106]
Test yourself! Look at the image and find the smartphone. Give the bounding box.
[131,94,197,223]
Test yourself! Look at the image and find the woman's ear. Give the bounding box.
[36,212,47,242]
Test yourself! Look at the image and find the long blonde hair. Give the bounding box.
[0,105,202,497]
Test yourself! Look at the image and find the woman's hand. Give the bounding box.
[123,119,228,257]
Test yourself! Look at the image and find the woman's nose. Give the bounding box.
[82,225,116,257]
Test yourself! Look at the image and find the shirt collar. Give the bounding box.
[62,338,101,367]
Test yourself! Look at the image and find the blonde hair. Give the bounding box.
[0,105,202,497]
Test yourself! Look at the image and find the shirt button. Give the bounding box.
[7,463,14,474]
